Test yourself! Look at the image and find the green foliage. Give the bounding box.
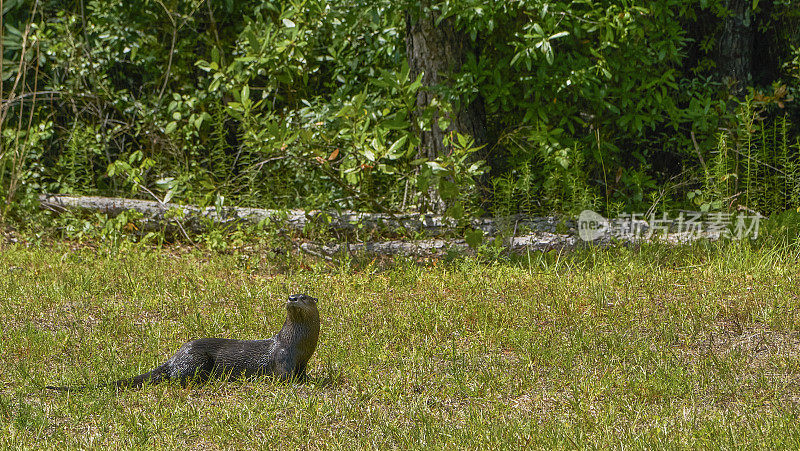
[492,126,597,216]
[50,209,157,254]
[1,0,799,221]
[443,0,717,205]
[0,119,54,220]
[759,208,800,244]
[423,132,486,218]
[53,124,105,195]
[107,150,156,197]
[701,92,800,215]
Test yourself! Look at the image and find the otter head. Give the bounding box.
[286,293,319,321]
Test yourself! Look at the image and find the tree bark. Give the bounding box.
[301,233,577,257]
[717,0,754,97]
[405,1,488,213]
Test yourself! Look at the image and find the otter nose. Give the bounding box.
[288,294,303,302]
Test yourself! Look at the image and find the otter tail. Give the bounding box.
[46,363,171,392]
[44,384,89,392]
[112,363,171,389]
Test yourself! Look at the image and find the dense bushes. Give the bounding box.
[1,0,798,222]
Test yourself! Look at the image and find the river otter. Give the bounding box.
[47,293,320,390]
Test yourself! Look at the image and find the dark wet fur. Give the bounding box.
[47,294,320,391]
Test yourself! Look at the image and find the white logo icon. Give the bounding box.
[578,210,609,241]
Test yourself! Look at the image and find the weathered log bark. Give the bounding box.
[301,233,578,257]
[405,1,488,213]
[38,194,569,237]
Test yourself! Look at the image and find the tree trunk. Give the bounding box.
[717,0,754,97]
[405,2,487,213]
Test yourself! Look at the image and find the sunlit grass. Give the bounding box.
[2,240,800,448]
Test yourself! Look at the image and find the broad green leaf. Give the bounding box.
[426,161,446,173]
[387,136,408,160]
[447,202,465,219]
[457,133,469,148]
[163,189,175,204]
[439,180,458,199]
[383,117,410,130]
[465,229,484,248]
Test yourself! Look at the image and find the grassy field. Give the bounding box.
[2,240,800,448]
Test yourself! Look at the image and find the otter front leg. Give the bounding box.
[272,348,304,382]
[294,362,309,383]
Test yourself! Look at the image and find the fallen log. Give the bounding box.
[38,194,728,257]
[300,232,579,257]
[38,194,574,237]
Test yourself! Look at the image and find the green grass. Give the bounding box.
[2,240,800,448]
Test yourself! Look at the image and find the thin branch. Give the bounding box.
[554,11,600,25]
[156,0,178,102]
[0,0,4,116]
[645,173,691,218]
[155,0,204,103]
[691,131,708,173]
[79,0,88,43]
[298,243,336,263]
[205,0,224,65]
[158,28,177,101]
[3,0,40,217]
[0,0,38,126]
[251,155,288,170]
[295,153,394,215]
[0,90,63,107]
[727,141,795,177]
[137,184,195,245]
